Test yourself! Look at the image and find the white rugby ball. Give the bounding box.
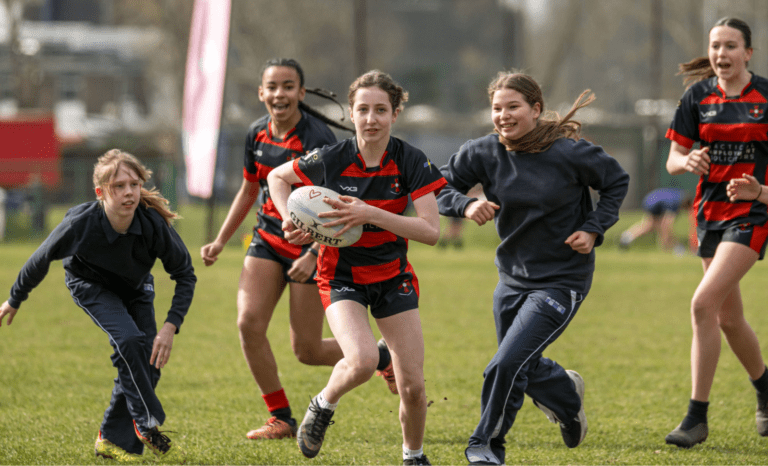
[287,186,363,248]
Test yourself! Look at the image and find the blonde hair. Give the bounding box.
[488,72,595,153]
[93,149,180,225]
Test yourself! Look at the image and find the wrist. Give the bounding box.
[753,187,762,201]
[305,247,319,257]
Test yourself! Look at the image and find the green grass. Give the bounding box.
[1,207,768,464]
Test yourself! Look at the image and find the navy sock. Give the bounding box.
[680,399,709,430]
[270,407,294,425]
[751,366,768,394]
[377,343,391,371]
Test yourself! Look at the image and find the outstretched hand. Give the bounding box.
[0,301,18,327]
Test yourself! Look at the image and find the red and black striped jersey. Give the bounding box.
[666,74,768,230]
[293,136,447,286]
[243,110,336,259]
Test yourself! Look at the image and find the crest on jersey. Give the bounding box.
[749,105,764,120]
[391,177,402,194]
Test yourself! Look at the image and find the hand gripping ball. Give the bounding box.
[287,186,363,247]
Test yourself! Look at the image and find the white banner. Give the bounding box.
[182,0,231,199]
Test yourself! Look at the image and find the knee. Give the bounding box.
[398,378,426,406]
[116,333,146,356]
[292,340,319,365]
[345,354,379,384]
[690,297,715,325]
[237,309,268,339]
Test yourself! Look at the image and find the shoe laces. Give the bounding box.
[145,428,173,453]
[264,416,281,427]
[307,400,335,440]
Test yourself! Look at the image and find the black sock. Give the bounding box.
[270,407,294,424]
[377,343,391,371]
[680,399,709,430]
[751,366,768,394]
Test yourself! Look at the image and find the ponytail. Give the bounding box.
[677,57,716,88]
[301,88,354,133]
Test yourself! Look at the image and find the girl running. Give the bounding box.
[437,72,628,465]
[268,69,446,465]
[664,17,768,448]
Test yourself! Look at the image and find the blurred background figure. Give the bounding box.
[619,187,693,254]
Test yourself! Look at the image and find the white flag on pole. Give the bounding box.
[182,0,231,199]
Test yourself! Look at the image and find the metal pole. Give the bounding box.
[354,0,367,77]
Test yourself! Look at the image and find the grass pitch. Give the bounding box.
[1,207,768,464]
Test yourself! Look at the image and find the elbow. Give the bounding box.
[424,226,441,246]
[665,161,676,175]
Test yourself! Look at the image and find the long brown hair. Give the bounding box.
[93,149,180,225]
[489,72,595,153]
[677,17,752,88]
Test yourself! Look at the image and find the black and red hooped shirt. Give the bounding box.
[293,136,447,286]
[243,110,336,259]
[666,74,768,230]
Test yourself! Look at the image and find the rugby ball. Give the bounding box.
[287,186,363,248]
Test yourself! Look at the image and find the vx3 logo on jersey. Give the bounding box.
[339,186,358,192]
[700,110,717,119]
[333,286,355,293]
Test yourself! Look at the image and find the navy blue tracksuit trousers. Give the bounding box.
[468,284,585,464]
[66,272,164,455]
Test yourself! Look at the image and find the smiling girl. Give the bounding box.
[665,17,768,448]
[201,58,397,441]
[268,70,446,465]
[437,72,628,465]
[0,149,195,461]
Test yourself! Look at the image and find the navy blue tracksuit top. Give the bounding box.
[437,135,629,294]
[7,201,196,331]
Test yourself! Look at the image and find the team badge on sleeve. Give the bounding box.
[303,149,320,164]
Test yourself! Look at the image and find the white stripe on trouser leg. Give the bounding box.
[69,291,154,428]
[490,292,578,440]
